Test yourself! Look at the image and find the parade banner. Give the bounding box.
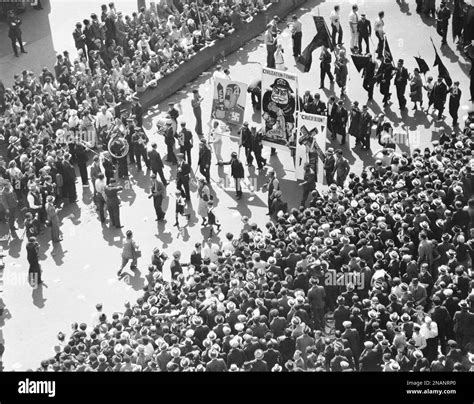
[261,67,298,149]
[296,112,327,182]
[211,78,248,126]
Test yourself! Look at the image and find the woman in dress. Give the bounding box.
[45,195,61,243]
[197,178,211,226]
[409,68,423,110]
[335,48,348,98]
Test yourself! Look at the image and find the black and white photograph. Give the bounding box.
[0,0,473,402]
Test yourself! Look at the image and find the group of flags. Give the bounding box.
[298,15,452,87]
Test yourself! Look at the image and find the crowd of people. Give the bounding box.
[0,0,474,372]
[35,108,474,371]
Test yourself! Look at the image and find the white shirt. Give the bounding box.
[420,321,438,340]
[213,70,227,81]
[412,331,427,350]
[95,178,107,197]
[349,11,359,29]
[221,241,235,253]
[330,10,340,28]
[96,111,114,128]
[374,18,384,34]
[289,20,302,34]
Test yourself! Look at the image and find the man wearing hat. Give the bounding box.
[7,10,27,58]
[448,81,461,127]
[357,13,371,54]
[264,25,277,68]
[220,152,245,199]
[308,277,326,330]
[432,76,448,120]
[299,162,316,207]
[148,143,168,186]
[394,59,409,110]
[333,150,350,187]
[436,1,451,45]
[323,147,336,185]
[239,122,253,166]
[198,138,212,184]
[177,122,194,166]
[176,153,191,201]
[163,119,177,164]
[104,178,123,229]
[288,15,302,58]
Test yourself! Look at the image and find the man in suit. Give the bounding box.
[362,55,376,101]
[191,89,204,137]
[359,105,373,150]
[323,147,336,186]
[197,138,212,183]
[308,277,326,330]
[319,45,334,89]
[409,278,427,308]
[104,178,123,228]
[394,59,409,110]
[432,76,448,120]
[73,22,87,59]
[301,91,314,113]
[326,96,336,136]
[333,149,350,188]
[299,163,316,208]
[149,173,166,221]
[357,13,371,54]
[148,143,167,185]
[348,101,361,144]
[239,122,253,167]
[177,122,193,166]
[176,153,191,200]
[131,128,149,171]
[313,93,326,115]
[7,11,27,57]
[342,321,361,367]
[331,100,348,145]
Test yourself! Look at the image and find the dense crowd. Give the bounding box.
[32,111,474,371]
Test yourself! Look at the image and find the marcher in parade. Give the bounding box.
[198,138,212,184]
[118,230,139,277]
[191,90,204,138]
[410,68,424,111]
[449,81,462,127]
[149,173,166,222]
[330,5,343,46]
[104,178,123,229]
[220,151,245,200]
[357,13,371,55]
[394,59,409,111]
[197,178,211,226]
[288,14,302,59]
[148,143,168,186]
[319,45,334,89]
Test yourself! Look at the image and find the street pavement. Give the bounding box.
[0,0,472,370]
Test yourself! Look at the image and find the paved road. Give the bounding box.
[0,0,472,370]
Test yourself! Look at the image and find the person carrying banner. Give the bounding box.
[432,76,448,120]
[330,5,343,46]
[436,1,451,46]
[239,122,253,166]
[319,45,335,89]
[394,59,409,110]
[357,13,371,54]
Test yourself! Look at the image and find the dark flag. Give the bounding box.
[382,36,393,63]
[298,16,333,72]
[351,54,370,73]
[431,38,452,87]
[414,56,430,75]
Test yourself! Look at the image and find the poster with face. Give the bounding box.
[261,68,298,148]
[211,78,248,126]
[295,112,327,181]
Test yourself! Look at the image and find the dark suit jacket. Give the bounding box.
[176,162,190,181]
[148,149,164,171]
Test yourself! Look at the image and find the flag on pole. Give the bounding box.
[431,38,452,87]
[382,36,393,64]
[299,16,333,72]
[414,56,430,75]
[351,54,370,73]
